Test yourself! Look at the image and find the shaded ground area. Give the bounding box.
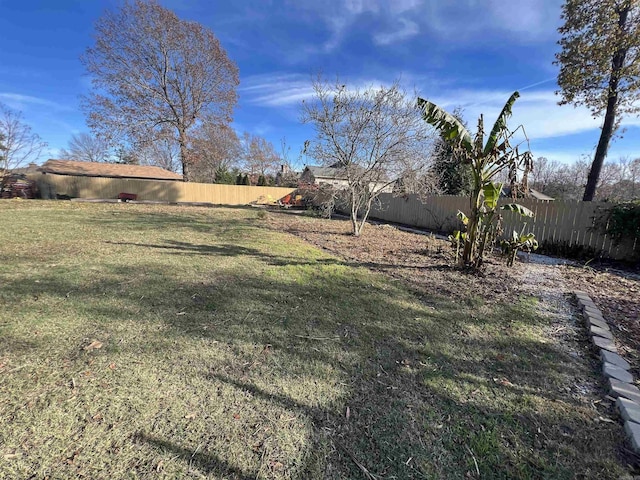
[268,211,541,303]
[0,201,636,479]
[562,266,640,378]
[268,211,640,377]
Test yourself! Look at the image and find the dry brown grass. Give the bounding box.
[0,201,635,479]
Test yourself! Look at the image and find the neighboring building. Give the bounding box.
[38,159,183,181]
[275,164,300,187]
[300,163,393,193]
[501,185,555,201]
[10,162,41,175]
[29,159,183,200]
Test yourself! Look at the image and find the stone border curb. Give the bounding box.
[574,291,640,453]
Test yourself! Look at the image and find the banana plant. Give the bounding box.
[418,92,534,268]
[500,224,539,267]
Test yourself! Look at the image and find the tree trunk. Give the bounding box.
[583,5,629,201]
[351,209,361,237]
[462,185,482,266]
[351,212,360,237]
[584,93,619,201]
[178,129,190,182]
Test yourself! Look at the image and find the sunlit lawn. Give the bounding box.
[0,201,629,479]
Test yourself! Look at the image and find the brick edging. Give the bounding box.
[574,291,640,451]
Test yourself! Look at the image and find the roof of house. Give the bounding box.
[39,159,183,181]
[501,185,554,201]
[11,163,41,175]
[304,164,348,180]
[529,189,555,201]
[304,163,394,186]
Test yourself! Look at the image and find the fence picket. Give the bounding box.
[365,194,637,260]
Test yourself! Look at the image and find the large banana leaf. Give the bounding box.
[501,203,534,217]
[483,91,520,156]
[457,210,469,225]
[482,182,502,210]
[417,98,472,152]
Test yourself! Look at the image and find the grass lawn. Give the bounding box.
[0,201,632,479]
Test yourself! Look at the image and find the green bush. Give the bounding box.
[598,201,640,244]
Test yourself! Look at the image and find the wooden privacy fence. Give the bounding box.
[28,173,296,206]
[366,193,639,260]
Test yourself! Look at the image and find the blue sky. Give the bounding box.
[1,0,639,168]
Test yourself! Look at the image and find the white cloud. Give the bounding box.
[344,0,380,15]
[292,0,563,54]
[426,88,613,140]
[423,86,640,162]
[374,18,420,45]
[422,0,563,43]
[0,93,65,111]
[240,74,316,107]
[240,73,412,107]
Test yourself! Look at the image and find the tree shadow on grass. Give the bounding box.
[136,432,256,480]
[106,239,454,273]
[88,209,258,234]
[1,234,635,478]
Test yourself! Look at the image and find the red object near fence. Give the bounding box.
[1,174,37,199]
[118,192,137,201]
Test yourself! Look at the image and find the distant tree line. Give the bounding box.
[529,156,640,202]
[59,126,285,186]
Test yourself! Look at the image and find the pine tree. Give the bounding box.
[555,0,640,200]
[432,137,473,195]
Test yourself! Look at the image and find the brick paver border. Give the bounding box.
[574,291,640,452]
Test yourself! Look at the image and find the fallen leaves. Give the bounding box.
[83,340,103,351]
[493,377,514,387]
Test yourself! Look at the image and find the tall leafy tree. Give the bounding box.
[81,0,239,181]
[431,107,472,195]
[555,0,640,201]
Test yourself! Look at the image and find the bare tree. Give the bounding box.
[137,133,181,172]
[275,138,302,187]
[81,0,239,181]
[301,78,435,236]
[241,132,280,178]
[60,132,111,163]
[190,123,241,182]
[529,157,562,191]
[0,103,46,177]
[528,155,640,201]
[596,156,640,200]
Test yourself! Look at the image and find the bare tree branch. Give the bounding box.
[301,77,436,236]
[81,0,239,181]
[0,103,46,177]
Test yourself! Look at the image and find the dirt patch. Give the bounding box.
[268,212,524,304]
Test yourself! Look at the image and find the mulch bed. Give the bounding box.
[268,212,530,304]
[562,266,640,375]
[268,210,640,372]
